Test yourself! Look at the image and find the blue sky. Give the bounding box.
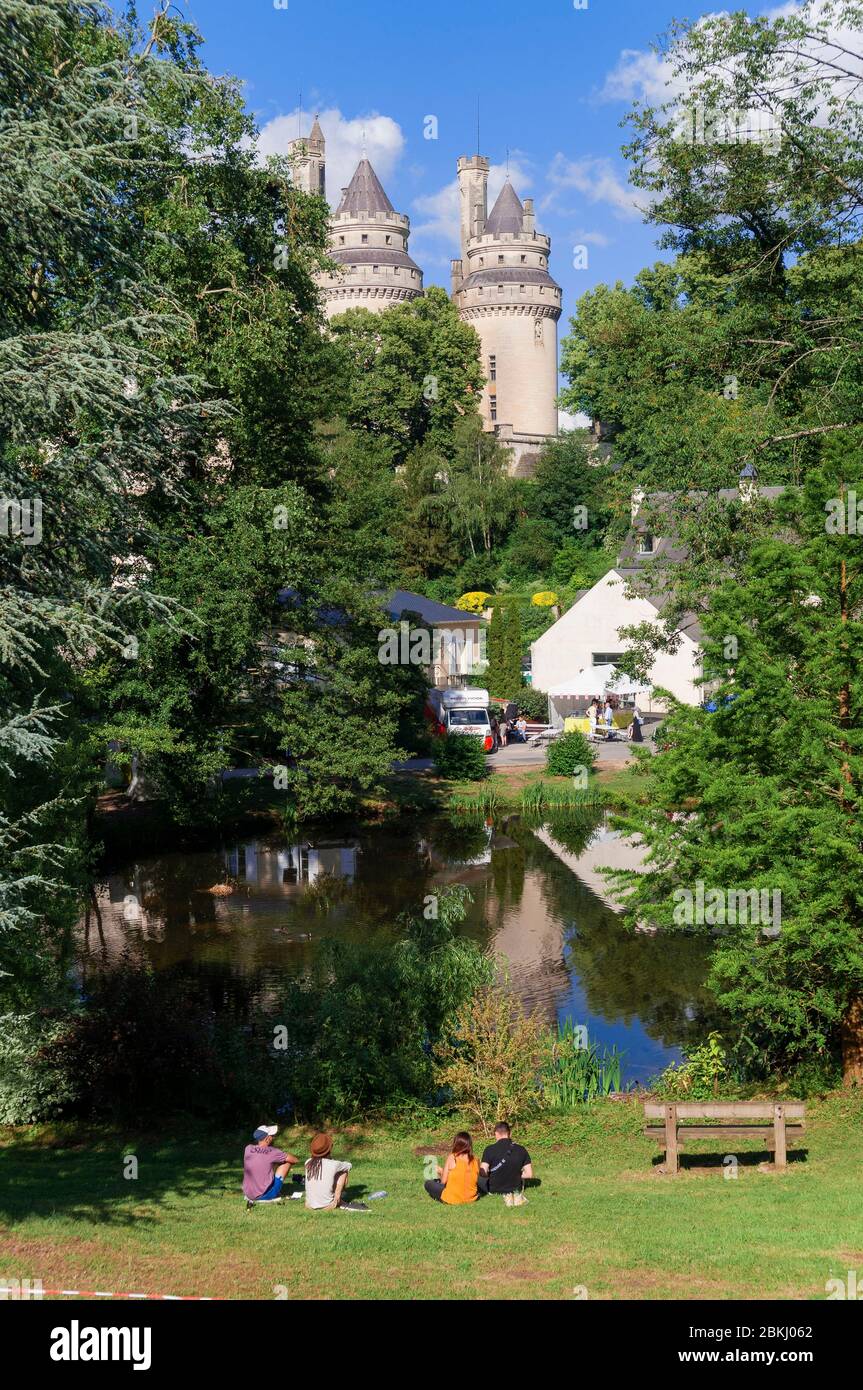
[170,0,784,382]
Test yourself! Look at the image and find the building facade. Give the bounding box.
[288,119,423,319]
[450,155,563,475]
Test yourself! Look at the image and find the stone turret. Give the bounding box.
[451,158,562,475]
[318,156,423,319]
[286,115,326,197]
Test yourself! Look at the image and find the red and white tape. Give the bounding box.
[0,1286,220,1301]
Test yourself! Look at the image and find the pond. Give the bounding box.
[78,814,716,1085]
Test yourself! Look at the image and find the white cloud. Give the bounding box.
[559,409,592,431]
[545,153,645,221]
[412,159,533,250]
[256,107,405,209]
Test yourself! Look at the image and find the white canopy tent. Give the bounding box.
[547,665,652,727]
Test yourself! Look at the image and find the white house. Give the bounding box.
[530,568,703,709]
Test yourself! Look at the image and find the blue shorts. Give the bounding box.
[256,1175,284,1202]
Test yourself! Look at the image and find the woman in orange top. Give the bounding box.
[424,1132,481,1204]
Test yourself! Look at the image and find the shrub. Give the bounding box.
[455,591,491,614]
[432,733,488,781]
[515,686,549,722]
[653,1032,729,1100]
[545,731,597,778]
[0,1014,80,1124]
[434,985,546,1134]
[531,590,558,607]
[540,1021,624,1108]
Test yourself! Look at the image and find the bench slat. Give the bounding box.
[644,1125,804,1142]
[643,1101,805,1120]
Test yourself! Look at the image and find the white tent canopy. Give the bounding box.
[547,664,652,699]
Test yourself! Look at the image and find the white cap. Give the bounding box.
[253,1124,278,1139]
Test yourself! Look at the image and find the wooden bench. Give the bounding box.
[643,1101,806,1174]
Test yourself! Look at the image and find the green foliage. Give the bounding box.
[432,733,489,782]
[653,1032,729,1101]
[0,1014,81,1124]
[545,731,597,778]
[434,985,547,1134]
[540,1021,625,1109]
[515,687,549,722]
[330,288,484,464]
[608,440,863,1080]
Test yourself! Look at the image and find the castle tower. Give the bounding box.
[451,159,562,474]
[286,115,326,197]
[318,155,423,319]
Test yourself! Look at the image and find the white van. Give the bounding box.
[426,687,495,752]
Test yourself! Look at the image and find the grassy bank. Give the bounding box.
[2,1092,861,1301]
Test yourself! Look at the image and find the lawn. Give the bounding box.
[2,1092,861,1301]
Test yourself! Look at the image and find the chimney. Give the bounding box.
[450,258,463,296]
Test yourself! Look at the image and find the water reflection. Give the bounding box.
[78,818,715,1083]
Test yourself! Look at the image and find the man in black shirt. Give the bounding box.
[479,1121,533,1205]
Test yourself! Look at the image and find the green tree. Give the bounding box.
[609,437,863,1084]
[330,287,484,464]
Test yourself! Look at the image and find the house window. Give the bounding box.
[489,355,496,382]
[592,652,624,666]
[479,257,484,266]
[490,401,497,421]
[373,265,378,273]
[638,533,655,555]
[339,236,345,245]
[520,284,525,293]
[520,254,526,263]
[394,266,400,275]
[498,255,504,264]
[498,284,504,294]
[361,234,368,244]
[385,235,391,245]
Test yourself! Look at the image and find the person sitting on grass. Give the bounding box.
[304,1132,369,1212]
[243,1125,299,1204]
[478,1121,533,1207]
[424,1131,481,1204]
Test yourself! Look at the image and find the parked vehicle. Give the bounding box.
[426,687,496,752]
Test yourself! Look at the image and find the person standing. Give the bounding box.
[630,705,644,742]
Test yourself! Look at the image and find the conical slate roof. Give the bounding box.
[485,180,524,235]
[308,116,325,146]
[336,158,395,217]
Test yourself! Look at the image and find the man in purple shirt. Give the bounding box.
[243,1125,299,1203]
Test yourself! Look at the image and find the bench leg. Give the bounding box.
[773,1104,787,1170]
[665,1104,679,1174]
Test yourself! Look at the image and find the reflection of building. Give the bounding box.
[225,840,358,887]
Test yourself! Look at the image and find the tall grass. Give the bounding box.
[541,1020,625,1109]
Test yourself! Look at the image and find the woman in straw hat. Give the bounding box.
[304,1133,368,1212]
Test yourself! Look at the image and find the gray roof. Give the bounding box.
[329,246,421,272]
[384,590,486,626]
[336,159,395,217]
[460,266,559,292]
[485,180,524,235]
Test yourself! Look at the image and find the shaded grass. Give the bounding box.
[1,1092,861,1301]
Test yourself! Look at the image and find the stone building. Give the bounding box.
[288,118,423,319]
[450,155,563,475]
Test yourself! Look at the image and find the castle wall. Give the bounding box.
[464,308,559,439]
